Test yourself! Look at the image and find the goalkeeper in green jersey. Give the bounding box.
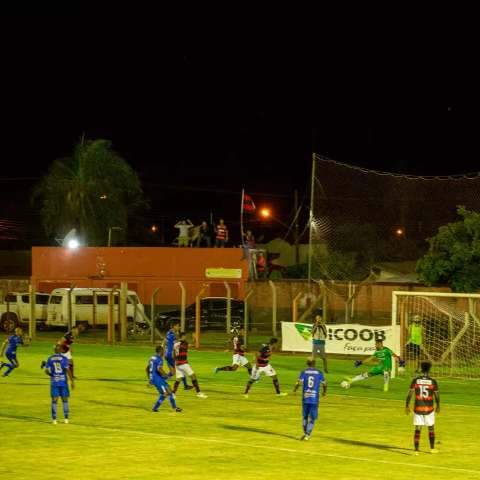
[342,339,404,392]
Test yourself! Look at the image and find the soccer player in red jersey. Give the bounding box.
[243,338,287,398]
[405,361,440,455]
[172,332,207,398]
[214,326,252,376]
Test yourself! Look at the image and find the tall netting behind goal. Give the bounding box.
[393,291,480,379]
[309,154,480,321]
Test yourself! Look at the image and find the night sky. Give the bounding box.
[1,16,478,247]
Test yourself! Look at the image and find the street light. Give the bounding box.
[108,226,123,247]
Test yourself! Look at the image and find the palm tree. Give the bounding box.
[33,138,145,246]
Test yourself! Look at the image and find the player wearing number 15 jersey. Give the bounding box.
[405,361,440,455]
[293,359,327,440]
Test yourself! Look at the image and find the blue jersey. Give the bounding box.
[46,354,69,387]
[149,355,166,384]
[299,368,325,405]
[6,335,23,355]
[165,329,176,356]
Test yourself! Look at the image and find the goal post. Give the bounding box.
[392,291,480,379]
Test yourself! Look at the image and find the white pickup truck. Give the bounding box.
[0,292,50,332]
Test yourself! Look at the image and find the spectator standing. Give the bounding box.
[174,219,193,247]
[215,219,229,248]
[196,221,212,247]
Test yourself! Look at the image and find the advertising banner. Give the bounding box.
[281,322,400,356]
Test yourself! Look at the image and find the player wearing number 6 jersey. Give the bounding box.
[293,359,327,441]
[405,361,440,455]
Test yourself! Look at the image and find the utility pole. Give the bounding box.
[294,189,300,264]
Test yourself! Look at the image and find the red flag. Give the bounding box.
[243,193,256,212]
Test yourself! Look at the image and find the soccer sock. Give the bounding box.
[306,417,315,435]
[428,427,435,449]
[3,363,15,376]
[173,381,180,393]
[168,394,177,409]
[273,378,281,394]
[383,371,390,386]
[182,377,188,387]
[52,400,58,420]
[217,366,234,371]
[351,372,368,383]
[245,380,253,394]
[62,400,69,419]
[247,367,252,375]
[302,417,308,435]
[414,428,421,451]
[153,395,165,411]
[192,379,200,393]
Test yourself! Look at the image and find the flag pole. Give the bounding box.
[240,188,245,244]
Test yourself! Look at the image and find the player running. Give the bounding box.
[146,345,182,412]
[243,338,287,398]
[44,344,74,424]
[342,339,405,392]
[214,326,252,375]
[0,327,29,377]
[164,321,192,390]
[172,332,207,398]
[293,358,327,441]
[405,361,440,455]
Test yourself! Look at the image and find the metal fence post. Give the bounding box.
[268,280,277,337]
[243,288,253,349]
[224,281,231,333]
[151,288,160,344]
[179,281,186,332]
[29,284,36,340]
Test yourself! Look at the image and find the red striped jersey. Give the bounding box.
[410,375,438,415]
[233,335,245,355]
[216,224,228,240]
[256,344,272,367]
[174,340,189,365]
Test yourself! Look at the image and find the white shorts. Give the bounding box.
[61,351,72,361]
[414,412,435,427]
[250,364,276,381]
[175,363,194,379]
[232,354,249,367]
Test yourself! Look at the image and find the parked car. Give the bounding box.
[47,288,146,330]
[0,292,50,332]
[156,297,245,331]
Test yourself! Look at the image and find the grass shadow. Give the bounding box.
[329,437,412,455]
[0,412,50,424]
[220,424,298,440]
[84,399,150,411]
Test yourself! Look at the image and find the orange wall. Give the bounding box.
[31,247,248,305]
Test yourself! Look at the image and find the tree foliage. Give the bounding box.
[416,206,480,292]
[33,138,145,246]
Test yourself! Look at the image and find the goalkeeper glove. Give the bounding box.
[354,360,363,367]
[399,358,406,367]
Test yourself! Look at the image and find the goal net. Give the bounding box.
[309,154,480,322]
[392,291,480,378]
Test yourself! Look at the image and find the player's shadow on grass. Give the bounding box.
[85,399,151,411]
[221,424,298,440]
[329,437,412,455]
[0,413,51,424]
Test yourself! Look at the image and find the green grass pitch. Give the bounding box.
[1,341,479,480]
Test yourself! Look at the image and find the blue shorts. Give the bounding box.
[153,379,169,394]
[51,385,70,398]
[6,352,17,362]
[303,402,319,421]
[165,355,175,369]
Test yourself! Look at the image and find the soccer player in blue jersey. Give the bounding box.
[164,321,192,390]
[147,345,182,412]
[293,358,327,441]
[0,327,29,377]
[44,344,74,424]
